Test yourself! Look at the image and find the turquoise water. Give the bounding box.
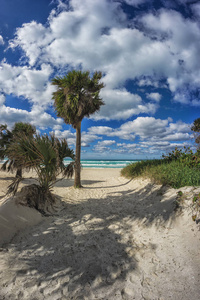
[64,159,140,168]
[1,159,139,168]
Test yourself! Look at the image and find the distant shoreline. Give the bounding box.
[65,159,141,168]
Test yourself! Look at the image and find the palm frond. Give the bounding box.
[64,161,75,178]
[52,70,105,127]
[7,133,74,194]
[1,160,9,171]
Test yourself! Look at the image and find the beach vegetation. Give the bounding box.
[52,70,105,188]
[191,118,200,149]
[0,122,36,178]
[174,190,184,210]
[6,133,74,214]
[191,193,200,223]
[121,147,200,188]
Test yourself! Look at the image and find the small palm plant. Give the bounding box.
[6,133,74,214]
[0,122,36,177]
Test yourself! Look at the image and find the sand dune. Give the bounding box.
[0,169,199,300]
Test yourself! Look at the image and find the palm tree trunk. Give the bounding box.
[16,168,22,178]
[74,121,82,188]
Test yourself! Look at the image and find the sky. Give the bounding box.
[0,0,199,159]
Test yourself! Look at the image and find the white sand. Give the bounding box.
[0,169,199,300]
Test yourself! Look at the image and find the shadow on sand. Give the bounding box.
[0,180,177,299]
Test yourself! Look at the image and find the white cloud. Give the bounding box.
[146,92,162,102]
[88,126,113,136]
[140,9,200,104]
[87,117,192,146]
[0,35,4,45]
[29,108,63,130]
[138,77,160,88]
[4,1,199,124]
[191,3,200,18]
[0,94,5,105]
[87,117,192,145]
[82,132,101,147]
[94,88,158,120]
[123,0,149,6]
[162,132,191,141]
[0,61,62,129]
[97,140,116,146]
[119,117,169,139]
[117,142,137,149]
[0,102,63,131]
[9,21,52,66]
[52,129,102,148]
[0,0,198,155]
[0,105,29,128]
[70,116,193,156]
[94,139,116,152]
[51,129,76,146]
[0,62,54,108]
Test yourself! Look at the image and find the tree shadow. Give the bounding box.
[53,179,105,188]
[0,182,178,299]
[84,178,133,189]
[0,176,15,181]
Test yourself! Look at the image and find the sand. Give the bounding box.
[0,168,199,300]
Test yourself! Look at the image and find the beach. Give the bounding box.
[0,168,200,300]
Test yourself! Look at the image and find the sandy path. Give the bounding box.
[0,169,199,300]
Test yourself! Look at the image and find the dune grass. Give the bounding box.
[121,158,200,188]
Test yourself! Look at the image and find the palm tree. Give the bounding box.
[6,133,74,214]
[52,70,105,188]
[0,122,36,177]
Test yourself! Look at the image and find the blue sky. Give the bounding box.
[0,0,199,159]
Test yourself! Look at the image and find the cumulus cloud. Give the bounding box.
[94,88,158,120]
[88,117,192,144]
[123,0,149,6]
[88,126,113,136]
[0,105,29,128]
[52,129,102,148]
[118,117,169,139]
[0,94,5,105]
[81,132,101,147]
[0,35,4,45]
[0,61,60,129]
[0,102,63,130]
[191,3,200,18]
[9,21,52,66]
[140,9,200,104]
[81,117,193,155]
[29,107,64,130]
[10,3,199,89]
[117,142,138,153]
[146,93,162,102]
[2,0,199,125]
[97,140,116,146]
[50,129,76,146]
[0,62,54,108]
[94,139,116,152]
[0,0,198,158]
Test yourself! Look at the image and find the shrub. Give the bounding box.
[121,154,200,188]
[6,133,75,214]
[191,194,200,223]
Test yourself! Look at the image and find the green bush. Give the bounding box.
[192,194,200,223]
[162,146,200,169]
[121,152,200,189]
[121,159,163,178]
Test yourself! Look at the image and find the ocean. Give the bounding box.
[64,159,140,168]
